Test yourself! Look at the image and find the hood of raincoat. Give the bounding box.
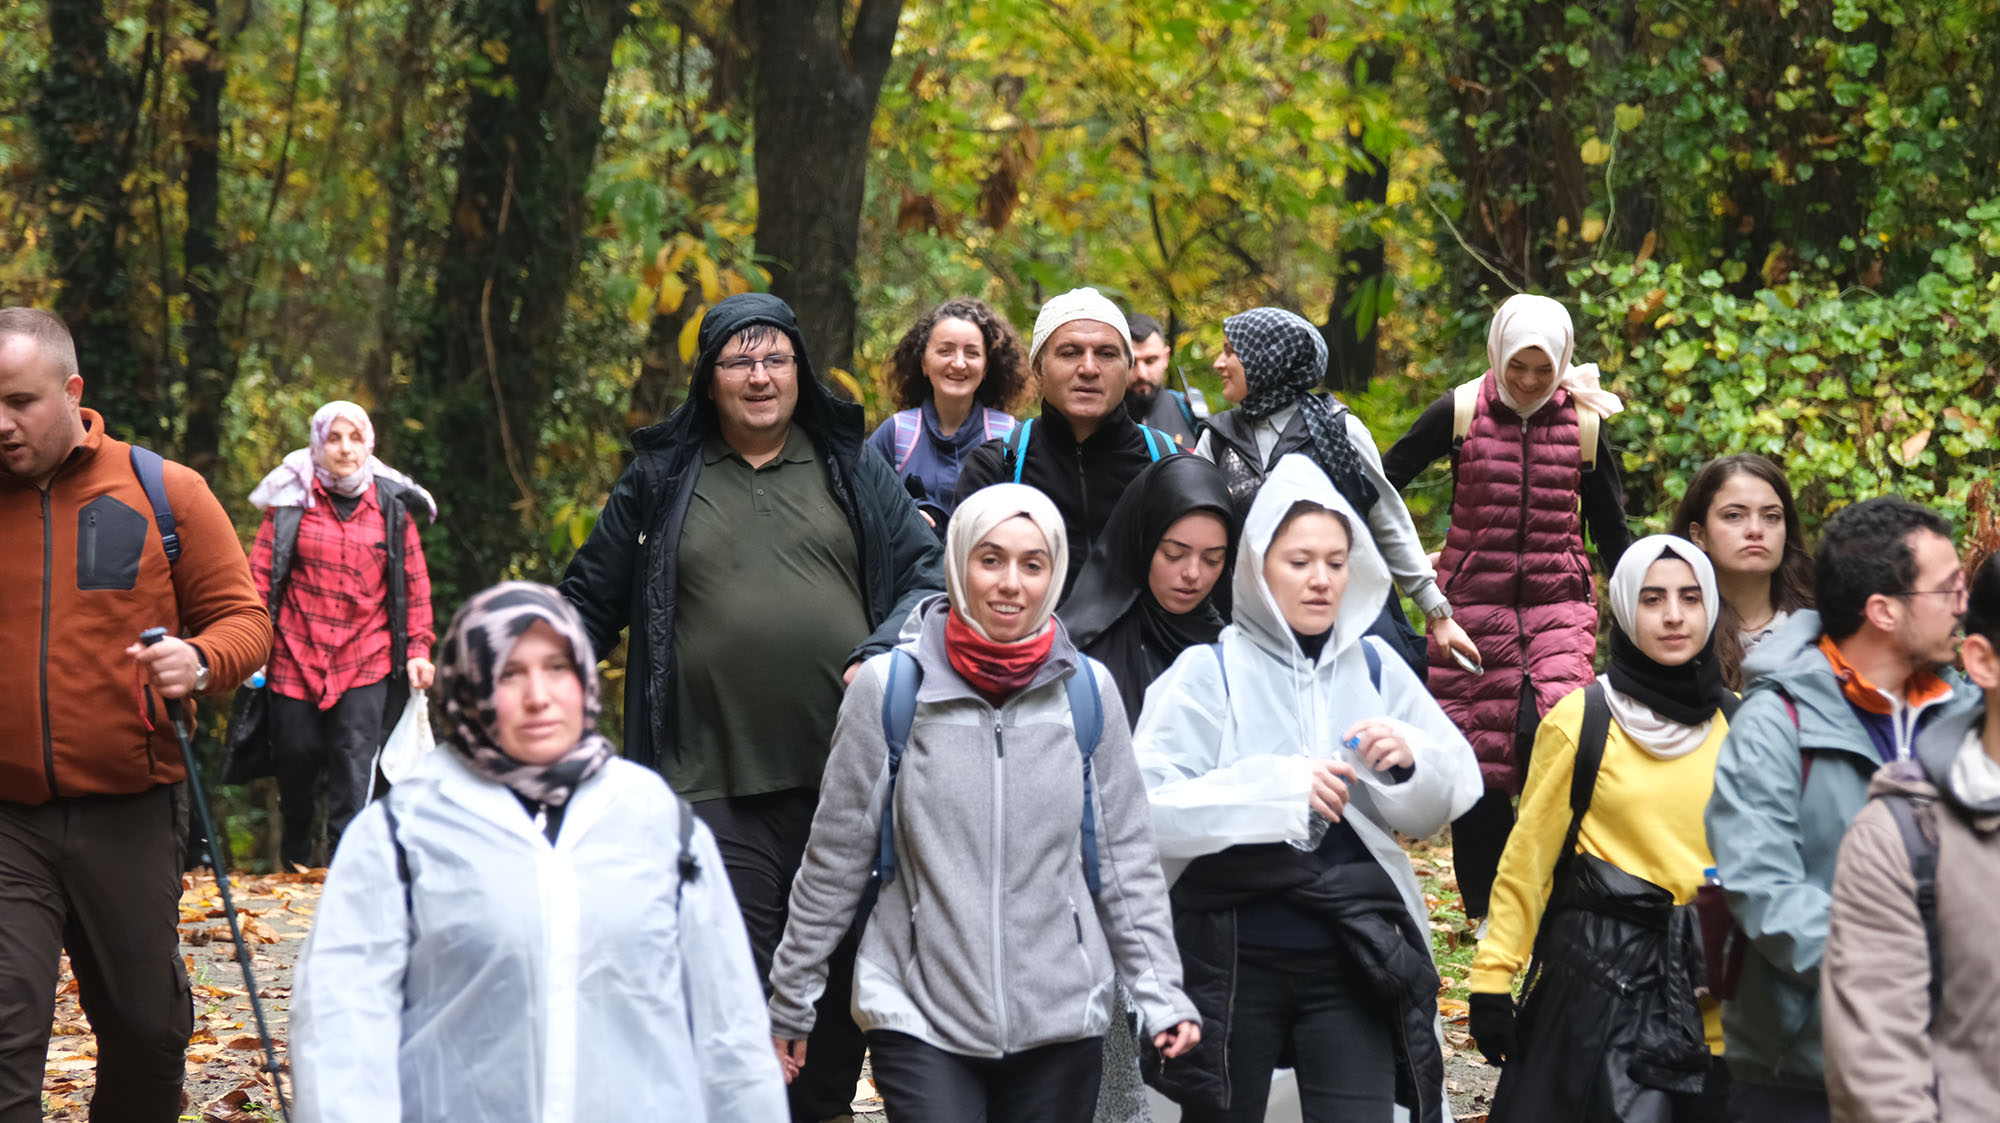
[631,291,864,455]
[1232,452,1392,670]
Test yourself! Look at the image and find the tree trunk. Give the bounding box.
[745,0,905,380]
[1324,46,1392,395]
[181,0,230,477]
[416,0,633,598]
[33,0,149,440]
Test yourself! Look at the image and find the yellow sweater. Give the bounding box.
[1468,686,1727,1053]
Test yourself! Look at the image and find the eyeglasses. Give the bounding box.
[715,354,797,376]
[1895,584,1970,612]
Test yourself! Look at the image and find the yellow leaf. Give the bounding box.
[655,274,687,313]
[696,256,722,304]
[1580,137,1613,165]
[480,39,508,65]
[1580,215,1606,243]
[827,367,864,402]
[678,311,705,364]
[627,284,652,326]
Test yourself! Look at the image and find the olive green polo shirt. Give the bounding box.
[669,427,870,800]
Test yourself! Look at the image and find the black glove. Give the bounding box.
[1468,991,1517,1067]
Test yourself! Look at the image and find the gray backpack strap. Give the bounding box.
[1878,787,1943,1023]
[381,801,415,930]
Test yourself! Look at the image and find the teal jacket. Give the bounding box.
[1706,611,1965,1090]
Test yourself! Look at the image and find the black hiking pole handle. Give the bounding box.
[140,629,293,1122]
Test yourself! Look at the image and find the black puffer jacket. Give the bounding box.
[559,293,945,772]
[953,401,1178,590]
[1492,851,1711,1123]
[1142,843,1445,1123]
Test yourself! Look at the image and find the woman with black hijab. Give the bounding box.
[1065,455,1240,727]
[1466,535,1736,1121]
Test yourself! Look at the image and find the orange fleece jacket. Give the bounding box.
[1,409,270,802]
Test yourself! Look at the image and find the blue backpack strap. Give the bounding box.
[891,411,922,473]
[873,650,922,887]
[1008,418,1035,484]
[1362,638,1382,692]
[1065,664,1105,894]
[128,445,181,565]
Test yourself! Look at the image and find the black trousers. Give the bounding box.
[693,789,867,1123]
[868,1030,1103,1123]
[1727,1080,1828,1123]
[269,677,389,868]
[0,787,193,1123]
[1181,952,1397,1123]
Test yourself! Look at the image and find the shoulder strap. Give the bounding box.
[1578,405,1600,473]
[1209,641,1229,694]
[892,411,922,473]
[1451,378,1482,446]
[1066,664,1106,895]
[1775,689,1815,788]
[674,794,702,905]
[873,651,923,887]
[1880,792,1944,1022]
[983,408,1016,443]
[128,446,181,566]
[1008,418,1035,484]
[1565,683,1613,859]
[381,800,415,924]
[1362,638,1383,693]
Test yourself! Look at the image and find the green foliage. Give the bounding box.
[1573,197,2000,534]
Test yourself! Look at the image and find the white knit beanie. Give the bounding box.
[1028,287,1133,371]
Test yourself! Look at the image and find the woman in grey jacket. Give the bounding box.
[767,483,1201,1122]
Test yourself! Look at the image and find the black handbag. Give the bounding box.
[221,682,274,784]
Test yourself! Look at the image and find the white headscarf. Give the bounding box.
[946,483,1069,642]
[1486,293,1623,420]
[249,400,438,520]
[1600,533,1721,759]
[1028,286,1133,372]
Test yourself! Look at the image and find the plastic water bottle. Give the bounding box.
[248,670,266,689]
[1290,735,1363,851]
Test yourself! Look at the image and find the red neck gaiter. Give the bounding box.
[946,609,1055,705]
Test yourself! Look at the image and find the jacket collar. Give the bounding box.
[1031,398,1140,451]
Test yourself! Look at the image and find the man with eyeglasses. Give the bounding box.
[561,292,943,1122]
[1705,495,1968,1123]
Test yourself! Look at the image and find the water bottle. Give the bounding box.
[1289,736,1363,852]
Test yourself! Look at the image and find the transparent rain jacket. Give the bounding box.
[291,750,786,1123]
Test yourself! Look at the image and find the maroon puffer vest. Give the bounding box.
[1426,372,1599,793]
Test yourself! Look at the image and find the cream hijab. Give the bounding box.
[1486,293,1623,419]
[946,483,1070,642]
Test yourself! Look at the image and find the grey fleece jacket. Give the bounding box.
[767,599,1197,1057]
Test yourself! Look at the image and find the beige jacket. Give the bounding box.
[1824,700,2000,1123]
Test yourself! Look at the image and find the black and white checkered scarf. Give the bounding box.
[1223,307,1376,514]
[435,582,615,806]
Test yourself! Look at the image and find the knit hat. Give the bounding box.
[1028,287,1133,371]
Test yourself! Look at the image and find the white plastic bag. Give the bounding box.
[377,689,434,786]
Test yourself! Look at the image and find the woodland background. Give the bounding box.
[3,0,1998,864]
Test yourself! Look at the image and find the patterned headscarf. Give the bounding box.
[435,582,615,806]
[249,400,439,520]
[1223,308,1376,514]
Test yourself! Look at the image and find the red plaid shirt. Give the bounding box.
[250,483,434,709]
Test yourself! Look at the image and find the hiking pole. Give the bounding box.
[139,628,293,1123]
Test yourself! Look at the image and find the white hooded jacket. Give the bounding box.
[290,749,786,1123]
[1133,453,1482,943]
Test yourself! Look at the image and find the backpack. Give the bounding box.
[1002,416,1178,484]
[890,407,1015,474]
[867,648,1106,904]
[1873,771,1946,1024]
[128,445,182,565]
[1451,377,1600,472]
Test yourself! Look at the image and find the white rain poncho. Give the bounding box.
[1132,451,1481,942]
[290,749,786,1123]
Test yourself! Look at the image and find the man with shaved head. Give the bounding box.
[0,307,269,1120]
